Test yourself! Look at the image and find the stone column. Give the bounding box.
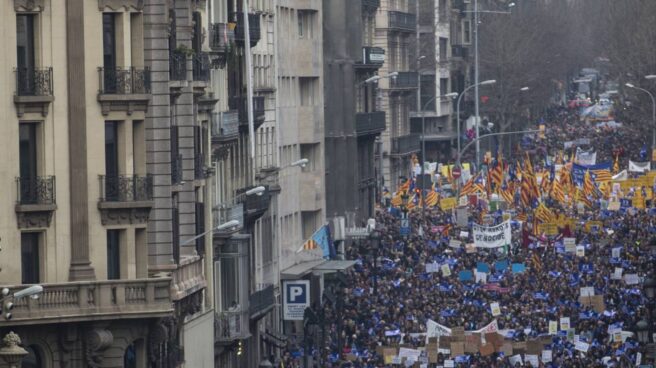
[0,332,28,368]
[66,0,96,281]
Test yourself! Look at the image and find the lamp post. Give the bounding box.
[1,285,44,320]
[369,229,381,295]
[625,82,656,150]
[456,80,496,170]
[419,92,458,220]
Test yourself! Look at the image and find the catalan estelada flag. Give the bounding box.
[297,224,332,258]
[592,169,612,183]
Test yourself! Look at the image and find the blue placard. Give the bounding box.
[495,259,509,272]
[400,226,411,236]
[511,263,526,273]
[459,270,473,282]
[476,262,490,274]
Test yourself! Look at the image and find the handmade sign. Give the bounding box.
[490,302,501,316]
[472,221,512,248]
[560,317,570,331]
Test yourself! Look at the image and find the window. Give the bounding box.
[299,77,318,106]
[172,194,180,263]
[16,14,35,70]
[297,11,304,37]
[19,123,38,180]
[103,13,117,91]
[439,38,448,62]
[107,230,121,280]
[440,78,449,96]
[21,232,40,284]
[439,0,448,22]
[300,144,319,171]
[23,345,44,368]
[297,10,315,39]
[192,12,202,53]
[462,20,471,44]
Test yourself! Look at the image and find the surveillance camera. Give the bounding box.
[1,288,8,296]
[4,313,12,320]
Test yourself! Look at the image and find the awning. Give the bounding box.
[280,260,357,279]
[280,260,326,279]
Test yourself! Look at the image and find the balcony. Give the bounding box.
[231,12,261,48]
[13,67,54,117]
[215,311,250,343]
[212,203,244,239]
[97,67,151,115]
[171,255,207,301]
[355,111,386,136]
[391,134,421,156]
[249,283,274,320]
[211,111,239,143]
[209,23,234,54]
[238,185,271,223]
[362,0,380,10]
[192,53,211,83]
[229,95,266,133]
[98,175,154,225]
[388,11,416,32]
[169,51,187,81]
[390,71,419,90]
[1,278,172,325]
[15,176,57,229]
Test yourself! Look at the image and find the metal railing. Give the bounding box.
[98,67,151,94]
[192,53,211,82]
[215,310,249,341]
[362,0,380,9]
[390,71,419,89]
[169,51,187,81]
[388,11,416,31]
[15,67,53,96]
[99,175,153,202]
[391,134,421,155]
[209,23,234,51]
[249,283,274,317]
[171,154,183,184]
[16,176,56,205]
[194,154,206,180]
[229,96,266,124]
[211,111,240,141]
[231,12,261,46]
[355,111,386,135]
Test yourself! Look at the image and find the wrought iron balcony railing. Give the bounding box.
[15,67,53,96]
[192,53,211,82]
[211,111,240,142]
[16,176,56,205]
[391,134,421,156]
[228,96,266,127]
[209,23,234,52]
[249,283,274,318]
[390,71,419,89]
[169,51,187,81]
[99,175,153,202]
[355,111,386,136]
[231,12,261,47]
[388,11,416,32]
[171,154,183,184]
[98,67,151,94]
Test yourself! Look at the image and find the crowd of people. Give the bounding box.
[279,104,655,367]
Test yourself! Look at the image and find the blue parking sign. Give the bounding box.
[283,280,310,320]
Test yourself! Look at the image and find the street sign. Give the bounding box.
[283,280,310,320]
[452,167,462,179]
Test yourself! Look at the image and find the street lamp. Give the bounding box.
[456,79,497,169]
[625,82,656,149]
[1,285,43,320]
[369,229,381,295]
[520,86,529,92]
[180,220,242,246]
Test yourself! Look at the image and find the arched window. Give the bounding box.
[23,345,43,368]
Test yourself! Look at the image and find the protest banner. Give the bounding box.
[539,222,559,236]
[440,197,457,211]
[472,221,512,248]
[498,342,513,356]
[612,267,623,280]
[441,264,452,277]
[560,317,570,331]
[426,319,452,338]
[448,239,461,248]
[473,320,498,334]
[525,355,539,367]
[574,341,590,353]
[425,262,439,273]
[509,355,523,366]
[542,350,553,363]
[450,342,464,357]
[580,286,594,297]
[398,347,421,360]
[624,274,640,285]
[479,343,494,356]
[564,237,576,252]
[576,245,585,257]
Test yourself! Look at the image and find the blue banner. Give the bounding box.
[571,162,612,186]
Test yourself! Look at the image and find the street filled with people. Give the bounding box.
[282,100,656,367]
